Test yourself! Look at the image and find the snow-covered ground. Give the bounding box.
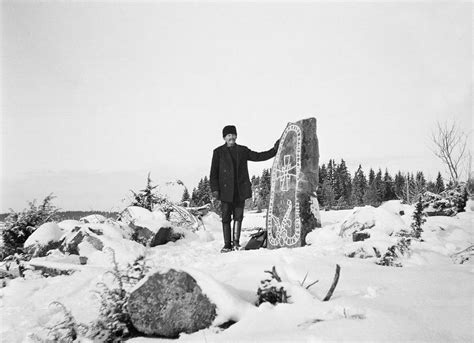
[0,201,473,342]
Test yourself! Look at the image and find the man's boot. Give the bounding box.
[233,221,242,250]
[220,222,232,253]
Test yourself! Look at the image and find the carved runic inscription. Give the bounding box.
[267,124,302,248]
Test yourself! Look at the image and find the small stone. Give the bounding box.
[352,231,371,242]
[150,227,184,247]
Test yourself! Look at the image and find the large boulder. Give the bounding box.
[24,222,64,257]
[128,269,217,338]
[267,117,321,249]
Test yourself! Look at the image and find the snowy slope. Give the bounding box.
[0,203,473,342]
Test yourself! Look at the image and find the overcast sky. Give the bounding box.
[1,1,472,212]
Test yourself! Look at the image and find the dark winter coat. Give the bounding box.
[210,143,277,203]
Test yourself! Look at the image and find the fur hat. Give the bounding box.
[222,125,237,138]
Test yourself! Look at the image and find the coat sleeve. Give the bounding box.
[210,149,220,192]
[247,146,277,162]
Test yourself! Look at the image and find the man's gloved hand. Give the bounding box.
[212,191,220,200]
[274,139,280,151]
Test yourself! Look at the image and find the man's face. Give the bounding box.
[224,134,237,146]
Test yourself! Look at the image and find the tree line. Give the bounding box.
[185,160,448,211]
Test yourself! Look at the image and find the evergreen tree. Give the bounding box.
[259,169,272,208]
[393,171,406,200]
[374,169,384,202]
[129,172,161,210]
[319,164,328,184]
[201,176,212,205]
[382,169,395,201]
[435,172,445,193]
[317,164,328,206]
[426,181,437,193]
[363,168,382,206]
[415,171,427,194]
[181,188,190,203]
[351,165,367,206]
[320,179,335,209]
[411,197,426,240]
[336,159,352,206]
[368,168,375,185]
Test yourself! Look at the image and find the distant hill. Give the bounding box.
[0,211,120,222]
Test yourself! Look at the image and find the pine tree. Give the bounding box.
[321,179,335,209]
[393,171,405,200]
[259,169,272,208]
[181,188,190,203]
[382,169,395,201]
[191,187,199,206]
[426,181,437,193]
[415,171,427,194]
[435,172,445,193]
[363,168,382,206]
[129,173,162,210]
[336,159,352,206]
[411,197,426,240]
[351,165,367,206]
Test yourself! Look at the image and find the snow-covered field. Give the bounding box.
[1,201,473,342]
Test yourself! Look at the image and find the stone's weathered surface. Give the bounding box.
[128,269,217,338]
[61,228,104,255]
[150,227,184,247]
[267,117,321,249]
[129,222,155,245]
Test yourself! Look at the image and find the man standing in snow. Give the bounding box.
[210,125,280,252]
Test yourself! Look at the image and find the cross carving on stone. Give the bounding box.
[277,155,296,191]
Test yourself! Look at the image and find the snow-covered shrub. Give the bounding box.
[256,266,289,306]
[422,183,468,216]
[39,302,88,343]
[88,248,152,342]
[128,172,166,211]
[376,229,412,267]
[88,248,136,342]
[1,193,59,259]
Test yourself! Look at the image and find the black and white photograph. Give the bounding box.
[1,0,472,342]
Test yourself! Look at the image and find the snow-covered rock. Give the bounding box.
[119,206,167,225]
[23,222,64,257]
[339,205,406,239]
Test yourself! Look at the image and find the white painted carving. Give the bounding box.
[267,123,302,247]
[275,155,296,191]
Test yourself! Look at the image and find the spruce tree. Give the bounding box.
[351,165,367,206]
[435,172,445,193]
[393,171,406,200]
[383,169,395,201]
[337,159,352,206]
[411,197,426,240]
[181,188,190,203]
[259,169,272,208]
[321,179,335,209]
